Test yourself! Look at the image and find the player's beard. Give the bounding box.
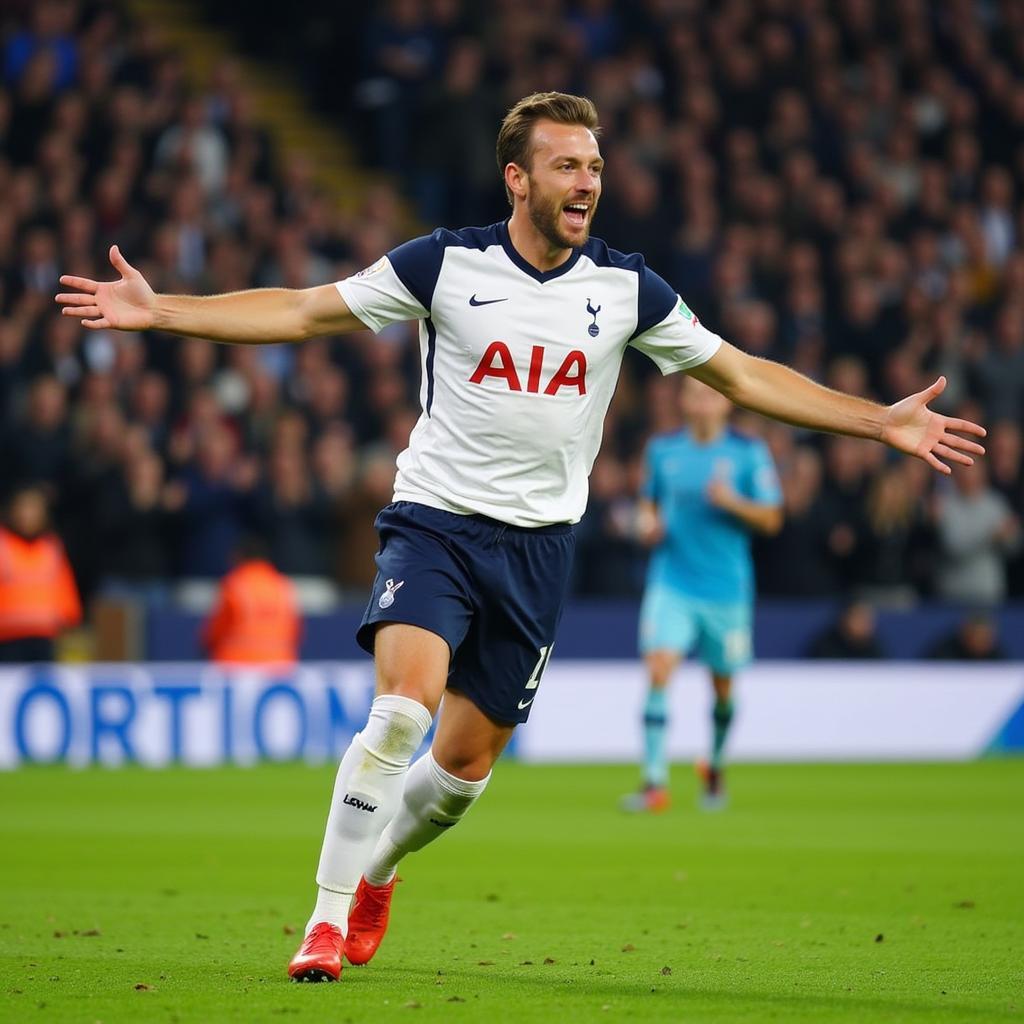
[527,186,593,250]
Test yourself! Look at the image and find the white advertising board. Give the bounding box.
[517,661,1024,762]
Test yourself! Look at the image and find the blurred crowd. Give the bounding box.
[1,0,1023,616]
[0,0,421,602]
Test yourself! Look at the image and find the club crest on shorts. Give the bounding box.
[378,578,405,609]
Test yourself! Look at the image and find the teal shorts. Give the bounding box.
[638,585,753,674]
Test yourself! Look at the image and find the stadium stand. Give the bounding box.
[1,0,1022,661]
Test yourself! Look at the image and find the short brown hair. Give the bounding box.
[496,92,601,206]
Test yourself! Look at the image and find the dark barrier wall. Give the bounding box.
[147,602,1024,662]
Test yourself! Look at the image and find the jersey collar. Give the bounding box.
[499,220,582,284]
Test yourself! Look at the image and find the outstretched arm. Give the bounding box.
[689,341,986,474]
[56,245,366,343]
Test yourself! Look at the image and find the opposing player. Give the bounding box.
[623,377,782,814]
[55,92,985,983]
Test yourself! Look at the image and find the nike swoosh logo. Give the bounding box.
[518,697,534,710]
[469,294,508,306]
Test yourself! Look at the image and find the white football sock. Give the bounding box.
[306,694,432,935]
[306,886,351,934]
[363,750,490,887]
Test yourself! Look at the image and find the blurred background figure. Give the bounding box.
[169,422,258,579]
[927,611,1008,661]
[933,462,1021,607]
[201,536,301,665]
[624,377,781,814]
[93,446,174,601]
[754,446,836,597]
[806,599,886,660]
[855,461,934,607]
[0,485,81,662]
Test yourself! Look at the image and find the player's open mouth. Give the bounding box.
[563,203,589,227]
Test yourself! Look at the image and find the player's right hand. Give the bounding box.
[634,504,664,547]
[55,245,156,331]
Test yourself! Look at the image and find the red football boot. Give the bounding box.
[619,784,671,814]
[345,875,397,965]
[287,922,344,982]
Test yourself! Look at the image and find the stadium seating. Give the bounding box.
[1,1,1022,661]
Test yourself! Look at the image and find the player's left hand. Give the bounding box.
[880,376,986,475]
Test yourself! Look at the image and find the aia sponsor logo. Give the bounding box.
[469,342,587,395]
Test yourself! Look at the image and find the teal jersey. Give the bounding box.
[642,427,781,603]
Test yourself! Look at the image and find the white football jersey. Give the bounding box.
[337,221,722,527]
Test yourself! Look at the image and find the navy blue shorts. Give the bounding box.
[358,502,575,724]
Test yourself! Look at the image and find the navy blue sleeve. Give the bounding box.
[386,229,448,311]
[630,265,679,341]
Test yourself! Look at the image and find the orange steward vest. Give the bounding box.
[202,560,301,664]
[0,528,82,642]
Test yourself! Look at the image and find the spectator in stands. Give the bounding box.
[817,436,872,592]
[0,320,28,422]
[855,461,934,604]
[413,37,498,224]
[332,449,397,592]
[571,453,644,597]
[969,303,1024,423]
[19,226,61,301]
[302,364,351,442]
[934,461,1021,606]
[989,420,1024,508]
[166,384,233,469]
[201,536,301,664]
[359,0,444,175]
[154,94,229,196]
[310,421,357,500]
[3,1,78,92]
[1,375,70,496]
[168,423,257,578]
[987,419,1024,597]
[30,313,85,388]
[0,485,81,662]
[60,399,128,595]
[5,48,59,166]
[94,447,174,594]
[254,444,331,576]
[806,600,886,660]
[927,612,1008,661]
[128,369,171,453]
[755,446,838,597]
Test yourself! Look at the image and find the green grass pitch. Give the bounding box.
[1,760,1022,1023]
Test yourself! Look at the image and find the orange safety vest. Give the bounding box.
[0,528,82,643]
[202,560,301,664]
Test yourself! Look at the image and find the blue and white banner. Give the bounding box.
[1,661,1022,768]
[0,663,377,767]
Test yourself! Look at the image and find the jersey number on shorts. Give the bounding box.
[519,645,553,708]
